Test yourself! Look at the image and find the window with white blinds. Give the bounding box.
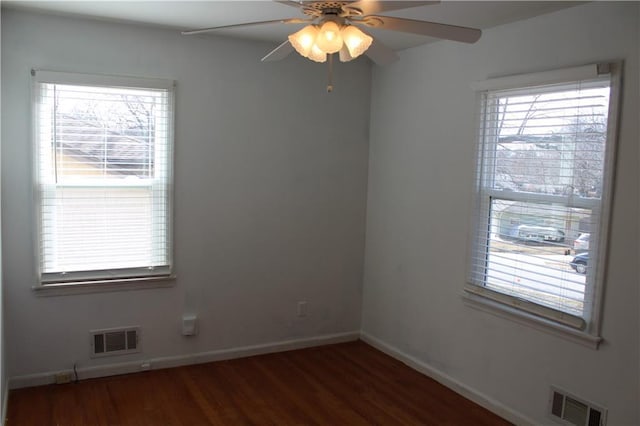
[33,71,174,284]
[466,63,620,333]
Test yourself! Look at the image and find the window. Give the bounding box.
[33,71,174,286]
[466,63,620,339]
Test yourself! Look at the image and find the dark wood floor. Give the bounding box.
[7,340,511,425]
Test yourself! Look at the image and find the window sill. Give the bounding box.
[33,275,177,297]
[461,291,602,349]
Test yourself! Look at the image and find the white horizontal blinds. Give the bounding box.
[35,74,173,283]
[485,81,609,197]
[469,74,611,327]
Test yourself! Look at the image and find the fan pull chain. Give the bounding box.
[327,53,334,93]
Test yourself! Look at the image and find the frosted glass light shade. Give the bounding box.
[315,21,343,54]
[307,44,327,63]
[288,25,319,57]
[341,25,373,59]
[338,45,354,62]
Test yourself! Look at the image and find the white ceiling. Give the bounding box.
[3,1,580,50]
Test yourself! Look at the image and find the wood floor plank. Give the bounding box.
[7,341,512,425]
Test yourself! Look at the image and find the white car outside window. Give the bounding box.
[573,233,590,254]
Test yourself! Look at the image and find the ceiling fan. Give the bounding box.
[182,1,481,90]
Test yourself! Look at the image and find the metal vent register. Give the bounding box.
[91,327,140,357]
[550,387,606,426]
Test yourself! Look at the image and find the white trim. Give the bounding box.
[8,331,360,389]
[467,61,622,339]
[470,64,599,92]
[32,72,176,287]
[464,285,586,330]
[33,275,176,297]
[360,332,536,426]
[41,267,173,285]
[32,69,174,90]
[462,292,602,349]
[485,188,598,210]
[589,61,623,338]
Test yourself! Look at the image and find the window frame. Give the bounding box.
[463,62,622,347]
[30,70,176,294]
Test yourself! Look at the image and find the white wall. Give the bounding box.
[1,9,370,379]
[363,2,638,425]
[0,4,5,421]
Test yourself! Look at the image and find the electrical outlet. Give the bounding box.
[182,314,198,336]
[141,361,152,371]
[54,372,73,384]
[297,301,308,317]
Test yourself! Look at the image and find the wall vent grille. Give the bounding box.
[90,327,140,358]
[549,387,606,426]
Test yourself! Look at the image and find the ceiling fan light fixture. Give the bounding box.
[186,1,483,72]
[341,25,373,58]
[288,25,319,57]
[315,20,343,54]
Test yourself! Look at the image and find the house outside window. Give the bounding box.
[32,71,174,286]
[466,63,621,345]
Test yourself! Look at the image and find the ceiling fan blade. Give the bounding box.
[365,39,399,65]
[274,0,305,8]
[353,16,481,43]
[262,40,295,62]
[344,1,438,15]
[182,18,310,36]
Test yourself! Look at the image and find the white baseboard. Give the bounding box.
[9,331,359,390]
[360,332,536,426]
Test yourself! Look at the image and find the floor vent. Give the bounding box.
[91,327,140,358]
[549,387,606,426]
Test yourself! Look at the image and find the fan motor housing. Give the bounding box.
[302,1,361,17]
